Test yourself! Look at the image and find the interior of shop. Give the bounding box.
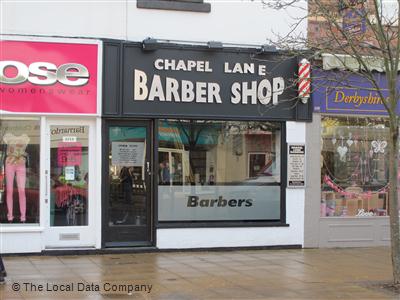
[157,119,281,187]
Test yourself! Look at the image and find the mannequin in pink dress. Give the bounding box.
[3,133,30,223]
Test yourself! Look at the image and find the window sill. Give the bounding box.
[157,221,289,228]
[0,225,44,233]
[320,216,390,219]
[137,0,211,13]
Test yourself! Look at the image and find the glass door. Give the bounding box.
[44,119,96,248]
[103,121,152,247]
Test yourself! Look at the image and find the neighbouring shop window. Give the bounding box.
[158,119,282,222]
[0,118,40,224]
[50,126,89,226]
[321,116,395,217]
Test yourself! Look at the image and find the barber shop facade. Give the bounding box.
[101,41,311,249]
[0,36,103,253]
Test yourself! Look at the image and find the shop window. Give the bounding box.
[137,0,211,13]
[157,119,282,222]
[0,118,40,224]
[321,116,396,217]
[49,126,89,226]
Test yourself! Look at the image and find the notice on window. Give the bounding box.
[57,142,82,167]
[287,144,305,188]
[64,166,75,181]
[112,142,145,167]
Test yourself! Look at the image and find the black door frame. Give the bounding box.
[101,118,155,247]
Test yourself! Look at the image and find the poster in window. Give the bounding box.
[57,142,82,167]
[111,142,145,166]
[64,166,75,181]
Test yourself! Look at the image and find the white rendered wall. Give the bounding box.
[157,121,306,249]
[1,0,307,45]
[0,230,42,253]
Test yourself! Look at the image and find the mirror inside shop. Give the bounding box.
[321,116,399,218]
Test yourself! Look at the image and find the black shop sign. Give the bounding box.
[102,41,312,121]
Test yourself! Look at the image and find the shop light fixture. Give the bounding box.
[259,44,277,53]
[142,38,159,51]
[141,38,279,54]
[207,41,223,50]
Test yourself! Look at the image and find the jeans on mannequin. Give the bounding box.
[5,161,26,222]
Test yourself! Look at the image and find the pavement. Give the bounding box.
[0,247,398,299]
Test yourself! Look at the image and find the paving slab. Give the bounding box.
[0,247,399,299]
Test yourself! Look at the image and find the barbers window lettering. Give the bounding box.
[0,118,40,224]
[187,195,253,208]
[157,119,282,222]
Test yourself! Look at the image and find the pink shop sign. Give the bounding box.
[57,142,82,167]
[0,39,99,114]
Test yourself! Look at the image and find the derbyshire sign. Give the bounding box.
[312,70,400,116]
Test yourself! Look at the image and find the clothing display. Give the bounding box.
[3,133,30,222]
[3,134,30,165]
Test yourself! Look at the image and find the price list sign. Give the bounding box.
[111,142,145,167]
[287,144,305,188]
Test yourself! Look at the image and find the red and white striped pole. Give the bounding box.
[298,58,311,104]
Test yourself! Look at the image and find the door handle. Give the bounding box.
[146,162,151,175]
[45,170,48,197]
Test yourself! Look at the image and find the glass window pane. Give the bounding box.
[158,119,281,222]
[321,116,391,217]
[108,126,147,226]
[0,118,40,224]
[50,126,89,226]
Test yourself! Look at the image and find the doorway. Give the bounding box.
[44,118,96,248]
[103,120,153,247]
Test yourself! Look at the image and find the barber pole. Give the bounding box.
[298,58,311,103]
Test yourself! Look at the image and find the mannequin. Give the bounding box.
[3,133,30,223]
